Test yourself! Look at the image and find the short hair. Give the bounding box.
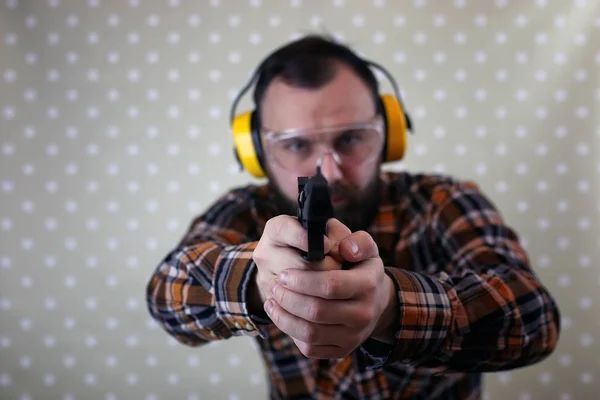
[252,34,380,115]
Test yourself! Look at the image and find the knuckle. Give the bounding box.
[256,272,269,288]
[273,216,285,236]
[301,324,317,343]
[297,229,308,248]
[356,308,374,327]
[297,342,309,357]
[303,344,317,358]
[270,308,280,325]
[276,285,287,304]
[253,248,264,265]
[323,276,340,298]
[264,218,274,235]
[266,216,285,238]
[305,300,324,321]
[365,274,378,292]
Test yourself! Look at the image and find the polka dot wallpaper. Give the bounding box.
[1,0,598,399]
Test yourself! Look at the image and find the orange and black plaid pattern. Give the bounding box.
[146,171,561,399]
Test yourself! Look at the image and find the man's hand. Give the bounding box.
[264,229,398,359]
[249,216,352,317]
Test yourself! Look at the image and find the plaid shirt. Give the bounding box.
[146,171,560,399]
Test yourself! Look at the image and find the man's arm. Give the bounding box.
[361,180,561,372]
[145,188,269,347]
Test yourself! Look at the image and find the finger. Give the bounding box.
[337,230,380,263]
[254,244,311,275]
[310,255,343,272]
[263,298,346,346]
[269,281,352,324]
[325,219,352,263]
[326,218,352,243]
[293,338,350,360]
[265,215,332,254]
[279,269,362,300]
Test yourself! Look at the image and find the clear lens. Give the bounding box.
[263,120,384,172]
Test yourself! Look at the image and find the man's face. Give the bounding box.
[259,63,384,232]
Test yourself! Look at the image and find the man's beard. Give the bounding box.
[267,173,382,233]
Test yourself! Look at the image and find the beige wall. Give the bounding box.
[1,0,598,398]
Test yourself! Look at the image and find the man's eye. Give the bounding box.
[338,130,365,146]
[283,139,309,153]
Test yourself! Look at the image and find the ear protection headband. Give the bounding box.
[229,55,414,179]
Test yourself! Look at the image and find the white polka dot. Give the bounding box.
[558,353,572,367]
[538,371,551,385]
[209,181,221,193]
[413,31,427,45]
[515,163,528,175]
[1,218,12,231]
[557,274,571,287]
[126,256,138,269]
[85,373,97,386]
[250,373,262,386]
[579,297,592,309]
[43,335,56,348]
[495,69,508,81]
[537,218,551,232]
[85,298,98,310]
[580,372,593,384]
[42,373,56,387]
[514,89,528,101]
[0,297,11,311]
[580,332,593,347]
[21,318,32,330]
[249,32,261,45]
[454,106,468,118]
[0,336,11,348]
[63,355,76,368]
[496,181,508,193]
[557,236,570,250]
[579,255,591,268]
[577,180,589,193]
[556,200,569,212]
[393,51,407,64]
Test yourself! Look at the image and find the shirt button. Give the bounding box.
[234,322,241,329]
[245,322,254,330]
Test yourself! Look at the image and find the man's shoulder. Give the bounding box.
[206,181,272,212]
[381,169,478,205]
[217,181,269,201]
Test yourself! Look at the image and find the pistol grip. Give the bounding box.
[303,221,327,261]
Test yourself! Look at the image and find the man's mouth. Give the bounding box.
[331,195,348,206]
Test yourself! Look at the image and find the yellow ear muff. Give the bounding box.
[380,94,408,163]
[231,111,266,178]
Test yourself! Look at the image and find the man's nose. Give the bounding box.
[317,151,343,183]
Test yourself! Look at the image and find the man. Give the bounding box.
[146,35,561,399]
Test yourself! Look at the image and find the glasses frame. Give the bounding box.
[260,116,386,172]
[261,116,384,143]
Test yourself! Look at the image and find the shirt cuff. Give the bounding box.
[359,337,394,370]
[365,268,455,368]
[213,241,270,339]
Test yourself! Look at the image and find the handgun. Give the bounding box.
[296,166,333,261]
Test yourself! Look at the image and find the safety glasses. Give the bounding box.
[261,117,385,174]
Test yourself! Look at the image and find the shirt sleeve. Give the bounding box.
[361,180,561,372]
[145,188,271,347]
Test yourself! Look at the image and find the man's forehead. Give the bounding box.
[260,96,376,134]
[259,66,376,131]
